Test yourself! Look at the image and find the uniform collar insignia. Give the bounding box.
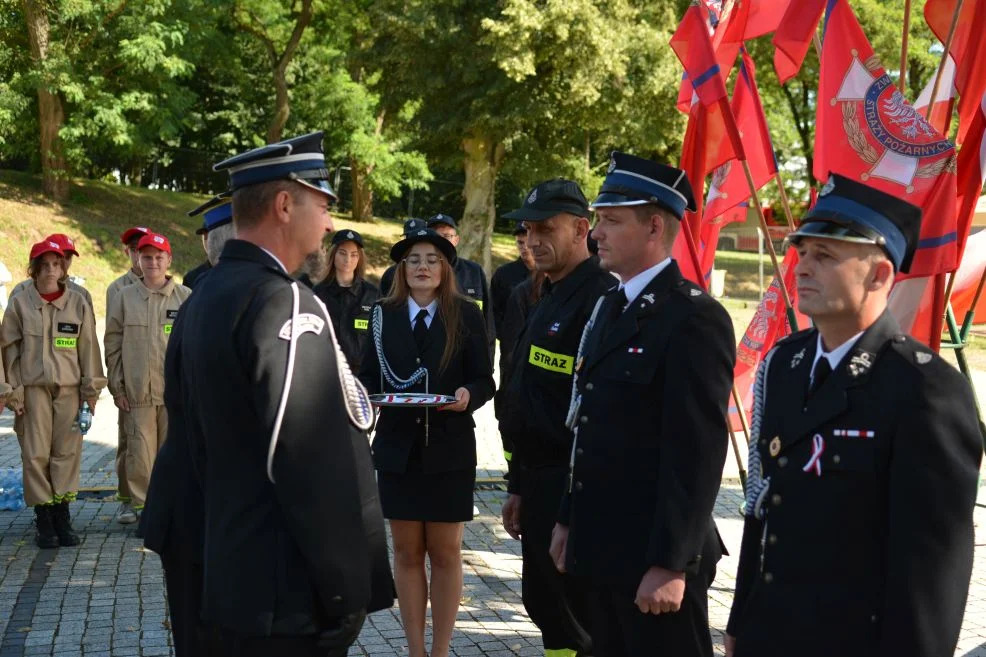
[641,293,655,304]
[790,347,806,369]
[848,350,874,377]
[690,289,701,297]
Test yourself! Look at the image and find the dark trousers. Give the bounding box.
[519,465,593,654]
[587,570,715,657]
[160,551,207,657]
[205,629,351,657]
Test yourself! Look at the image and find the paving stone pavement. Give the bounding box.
[3,395,986,656]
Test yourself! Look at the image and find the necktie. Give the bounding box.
[413,308,429,350]
[602,288,628,336]
[809,357,832,397]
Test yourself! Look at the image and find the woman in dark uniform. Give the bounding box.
[359,228,495,657]
[314,229,379,371]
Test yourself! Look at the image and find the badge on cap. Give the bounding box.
[819,176,836,197]
[417,230,427,236]
[527,187,538,204]
[607,155,617,174]
[346,231,354,239]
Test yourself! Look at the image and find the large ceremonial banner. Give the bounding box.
[815,0,958,278]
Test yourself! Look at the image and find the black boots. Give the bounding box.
[51,501,81,547]
[34,505,59,549]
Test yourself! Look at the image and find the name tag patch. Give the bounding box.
[166,309,179,319]
[57,322,79,334]
[354,318,369,330]
[54,337,78,349]
[528,345,574,375]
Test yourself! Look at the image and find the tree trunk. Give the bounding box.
[350,157,375,222]
[459,135,505,272]
[23,0,69,202]
[267,69,290,143]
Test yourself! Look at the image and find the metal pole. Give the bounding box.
[899,0,912,93]
[758,222,764,299]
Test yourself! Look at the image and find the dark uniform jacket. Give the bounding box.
[727,310,981,657]
[490,258,530,340]
[313,277,380,372]
[558,261,735,595]
[177,240,393,636]
[358,297,495,474]
[141,307,204,564]
[501,257,615,492]
[381,256,495,355]
[182,261,211,290]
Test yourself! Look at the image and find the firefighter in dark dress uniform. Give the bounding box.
[183,195,233,289]
[499,179,615,657]
[490,222,534,340]
[725,174,983,657]
[313,229,379,371]
[550,152,736,657]
[174,132,393,657]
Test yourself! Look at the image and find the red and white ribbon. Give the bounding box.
[802,434,825,477]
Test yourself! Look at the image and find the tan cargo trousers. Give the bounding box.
[18,385,82,506]
[122,405,167,509]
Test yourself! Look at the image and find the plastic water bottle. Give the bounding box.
[0,468,26,511]
[78,402,92,436]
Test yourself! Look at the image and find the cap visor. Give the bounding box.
[788,221,878,246]
[589,192,652,210]
[295,178,338,201]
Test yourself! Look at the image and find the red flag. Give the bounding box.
[814,0,958,278]
[924,0,986,145]
[676,0,750,113]
[954,91,986,262]
[671,3,729,107]
[704,52,777,225]
[745,0,792,40]
[771,0,826,84]
[729,248,807,430]
[913,55,956,135]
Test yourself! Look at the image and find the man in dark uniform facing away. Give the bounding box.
[175,131,393,657]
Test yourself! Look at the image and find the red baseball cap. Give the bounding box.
[136,233,172,255]
[30,239,66,261]
[45,233,80,257]
[120,226,151,245]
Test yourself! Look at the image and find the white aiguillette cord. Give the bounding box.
[266,282,374,484]
[371,304,433,444]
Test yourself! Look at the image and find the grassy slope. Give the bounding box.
[0,170,520,318]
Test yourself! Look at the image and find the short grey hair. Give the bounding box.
[206,223,236,266]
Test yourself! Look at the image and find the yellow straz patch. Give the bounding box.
[164,325,173,335]
[354,318,369,330]
[528,345,574,374]
[54,337,77,349]
[474,299,483,310]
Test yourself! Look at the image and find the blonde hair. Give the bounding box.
[324,241,367,285]
[383,252,465,373]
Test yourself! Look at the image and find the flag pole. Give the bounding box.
[899,0,912,93]
[924,2,963,351]
[774,172,800,229]
[926,0,964,126]
[718,99,800,330]
[730,385,750,488]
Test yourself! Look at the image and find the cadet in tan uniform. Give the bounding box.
[10,234,94,309]
[105,233,189,516]
[106,225,150,524]
[1,240,106,548]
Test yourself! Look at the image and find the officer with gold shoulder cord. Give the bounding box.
[550,152,735,657]
[499,178,614,657]
[725,175,982,657]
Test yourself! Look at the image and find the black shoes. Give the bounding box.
[51,501,81,547]
[34,505,59,549]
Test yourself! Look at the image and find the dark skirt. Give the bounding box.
[377,467,476,523]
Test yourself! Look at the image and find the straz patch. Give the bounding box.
[164,325,173,335]
[528,345,574,375]
[54,337,78,349]
[166,309,179,320]
[474,299,483,310]
[354,318,369,330]
[278,313,325,340]
[57,322,79,334]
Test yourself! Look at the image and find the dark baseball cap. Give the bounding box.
[503,178,590,221]
[427,213,458,230]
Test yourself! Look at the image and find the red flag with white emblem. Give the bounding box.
[814,0,958,278]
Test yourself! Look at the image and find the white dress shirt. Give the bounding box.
[408,297,439,328]
[810,331,864,383]
[619,257,673,309]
